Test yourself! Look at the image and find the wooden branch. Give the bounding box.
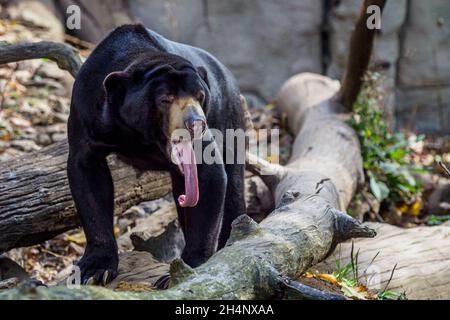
[0,139,271,253]
[0,140,172,253]
[278,276,346,300]
[320,222,450,300]
[335,0,387,110]
[246,153,286,193]
[0,41,82,77]
[439,161,450,177]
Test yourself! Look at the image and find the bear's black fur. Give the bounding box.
[67,24,246,285]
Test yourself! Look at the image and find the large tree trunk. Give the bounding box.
[0,140,172,253]
[320,222,450,300]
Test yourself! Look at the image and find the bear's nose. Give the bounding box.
[185,115,207,139]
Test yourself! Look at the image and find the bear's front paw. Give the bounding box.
[77,249,118,286]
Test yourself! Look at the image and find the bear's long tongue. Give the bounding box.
[174,141,199,208]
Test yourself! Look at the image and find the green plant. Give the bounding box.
[426,215,450,226]
[333,243,406,300]
[348,72,424,206]
[377,290,407,300]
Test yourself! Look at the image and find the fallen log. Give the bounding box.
[0,141,172,252]
[0,138,271,253]
[319,222,450,300]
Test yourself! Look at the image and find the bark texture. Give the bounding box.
[321,222,450,300]
[0,41,82,77]
[336,0,387,110]
[0,140,172,253]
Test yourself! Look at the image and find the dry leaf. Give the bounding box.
[315,273,339,285]
[66,231,86,246]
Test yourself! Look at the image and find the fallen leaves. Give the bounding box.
[340,280,370,300]
[65,231,86,246]
[66,227,120,246]
[315,273,339,285]
[115,282,155,293]
[396,199,423,218]
[302,272,383,300]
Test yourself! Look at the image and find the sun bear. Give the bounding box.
[67,24,246,285]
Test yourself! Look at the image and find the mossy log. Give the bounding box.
[320,221,450,300]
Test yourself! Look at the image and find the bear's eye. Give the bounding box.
[158,95,174,106]
[196,90,205,104]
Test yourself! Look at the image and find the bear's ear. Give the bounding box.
[197,66,210,89]
[103,71,130,106]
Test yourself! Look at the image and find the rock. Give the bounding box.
[9,117,31,128]
[45,123,66,134]
[40,1,450,134]
[56,0,133,43]
[426,182,450,216]
[36,133,52,146]
[10,139,41,152]
[21,128,37,142]
[243,93,267,110]
[0,148,25,161]
[117,218,133,235]
[128,0,323,101]
[120,203,185,263]
[131,218,185,264]
[396,87,450,134]
[0,255,30,282]
[107,251,170,291]
[0,141,10,153]
[396,0,450,134]
[20,99,54,125]
[36,61,67,80]
[6,0,65,41]
[28,78,65,91]
[13,70,33,84]
[398,0,450,88]
[123,196,173,219]
[51,132,67,142]
[52,97,70,114]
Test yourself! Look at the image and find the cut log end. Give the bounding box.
[169,259,195,287]
[333,209,377,241]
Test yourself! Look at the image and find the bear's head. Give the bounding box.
[102,53,210,207]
